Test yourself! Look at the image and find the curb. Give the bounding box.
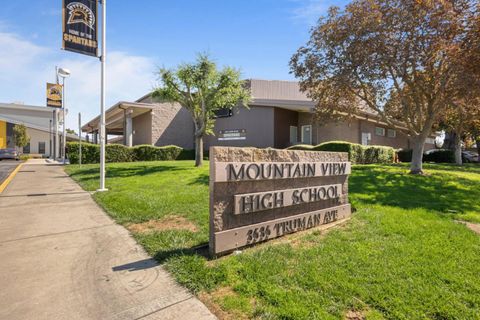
[0,163,23,193]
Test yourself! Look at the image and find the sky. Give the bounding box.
[0,0,347,130]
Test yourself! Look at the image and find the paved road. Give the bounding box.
[0,160,20,185]
[0,160,216,320]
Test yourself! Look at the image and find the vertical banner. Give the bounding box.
[46,83,63,108]
[62,0,98,57]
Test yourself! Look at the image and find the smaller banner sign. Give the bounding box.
[218,129,246,141]
[46,83,63,108]
[62,0,98,57]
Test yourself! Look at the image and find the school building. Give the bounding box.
[81,80,437,151]
[0,102,78,157]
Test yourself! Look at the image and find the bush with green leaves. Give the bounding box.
[286,144,315,151]
[67,142,99,164]
[67,142,185,164]
[364,145,396,164]
[106,144,134,163]
[314,141,367,164]
[287,141,395,164]
[397,149,413,163]
[397,149,455,163]
[131,145,183,161]
[423,150,455,163]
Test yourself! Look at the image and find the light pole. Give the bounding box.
[98,0,107,191]
[57,67,70,164]
[49,119,52,159]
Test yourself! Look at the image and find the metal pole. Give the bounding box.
[55,66,59,160]
[62,77,67,164]
[54,109,59,160]
[49,119,52,159]
[78,112,82,166]
[98,0,107,191]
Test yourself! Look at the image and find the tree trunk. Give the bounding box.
[454,133,462,165]
[410,136,426,174]
[476,138,480,163]
[195,135,203,167]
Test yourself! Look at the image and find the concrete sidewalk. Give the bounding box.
[0,160,216,320]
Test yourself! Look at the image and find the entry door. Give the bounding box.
[361,132,371,146]
[301,125,312,145]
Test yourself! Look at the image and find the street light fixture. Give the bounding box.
[57,67,70,164]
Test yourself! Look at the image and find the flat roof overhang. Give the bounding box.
[82,101,153,134]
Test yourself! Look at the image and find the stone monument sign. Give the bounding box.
[209,147,352,255]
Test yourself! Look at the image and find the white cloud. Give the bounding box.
[0,29,156,130]
[291,0,346,26]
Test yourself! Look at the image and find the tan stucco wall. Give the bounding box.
[132,112,152,146]
[151,102,195,149]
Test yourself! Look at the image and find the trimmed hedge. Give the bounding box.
[131,144,182,161]
[286,144,315,151]
[397,149,413,162]
[67,142,187,164]
[287,141,395,164]
[67,142,100,164]
[396,149,455,163]
[423,150,455,163]
[314,141,365,164]
[364,145,396,164]
[106,144,134,163]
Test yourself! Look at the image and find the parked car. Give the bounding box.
[462,151,479,163]
[0,148,20,160]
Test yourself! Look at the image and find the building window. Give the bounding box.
[375,127,385,136]
[38,142,46,154]
[289,126,298,144]
[213,108,233,118]
[387,129,396,138]
[301,125,312,145]
[23,142,30,154]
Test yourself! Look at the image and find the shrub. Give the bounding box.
[67,142,99,164]
[132,145,183,161]
[106,144,134,163]
[67,142,184,164]
[397,149,413,162]
[289,141,396,164]
[397,149,455,163]
[286,144,315,151]
[423,149,455,163]
[314,141,366,164]
[176,149,210,160]
[364,145,396,164]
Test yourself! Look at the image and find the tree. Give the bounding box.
[13,124,30,150]
[290,0,478,174]
[439,9,480,165]
[66,128,77,135]
[152,54,250,166]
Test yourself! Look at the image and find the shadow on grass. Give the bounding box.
[68,163,193,186]
[188,173,209,186]
[349,165,480,215]
[152,243,210,264]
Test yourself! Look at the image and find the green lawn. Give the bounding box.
[66,162,480,319]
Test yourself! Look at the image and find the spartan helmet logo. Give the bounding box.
[49,87,61,96]
[66,2,95,29]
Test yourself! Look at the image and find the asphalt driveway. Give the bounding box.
[0,160,21,185]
